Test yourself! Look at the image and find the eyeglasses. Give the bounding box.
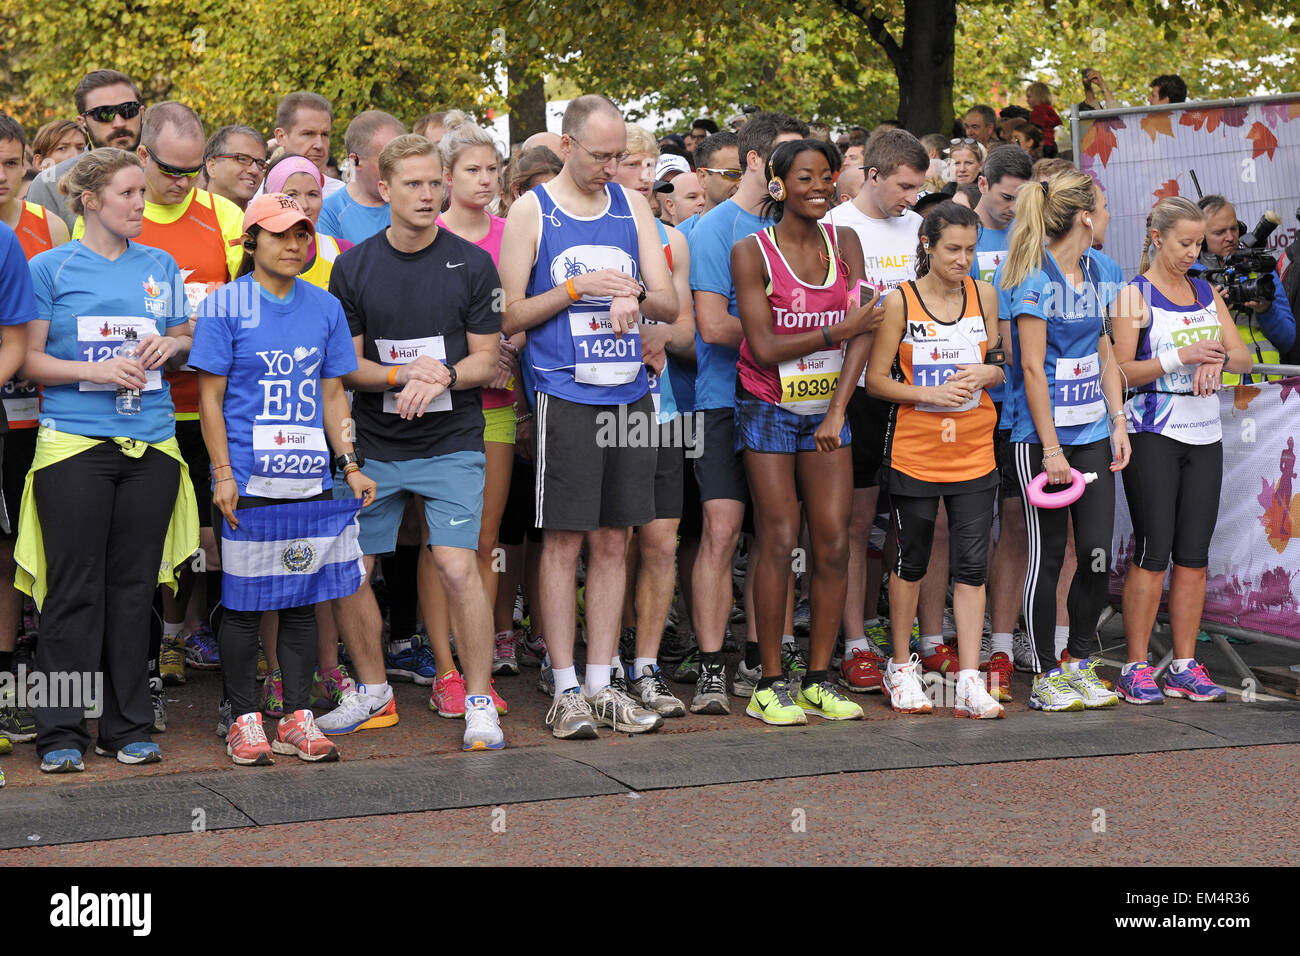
[214,153,268,172]
[81,101,143,124]
[702,167,742,182]
[951,137,977,145]
[572,138,629,167]
[145,145,203,179]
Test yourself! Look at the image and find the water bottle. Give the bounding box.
[116,329,142,416]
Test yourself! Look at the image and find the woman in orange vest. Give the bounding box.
[263,154,353,291]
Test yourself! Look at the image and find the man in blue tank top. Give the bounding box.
[499,95,678,740]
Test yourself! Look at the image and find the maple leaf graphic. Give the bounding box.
[1140,112,1173,143]
[100,323,112,337]
[1246,121,1278,160]
[1153,180,1180,200]
[389,346,399,360]
[930,348,941,361]
[274,430,286,446]
[1080,118,1124,166]
[589,318,599,331]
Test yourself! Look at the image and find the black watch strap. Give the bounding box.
[447,364,457,389]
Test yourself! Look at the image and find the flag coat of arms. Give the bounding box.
[221,498,365,611]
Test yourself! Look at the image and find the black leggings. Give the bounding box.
[33,443,178,755]
[1015,438,1114,670]
[1122,432,1222,572]
[213,497,320,717]
[891,487,996,585]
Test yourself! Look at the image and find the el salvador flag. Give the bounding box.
[221,498,366,611]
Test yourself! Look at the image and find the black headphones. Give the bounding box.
[243,239,257,252]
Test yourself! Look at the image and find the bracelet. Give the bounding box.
[1158,349,1183,375]
[821,326,834,348]
[214,476,235,485]
[565,278,581,302]
[343,462,361,476]
[1109,411,1125,424]
[1042,444,1062,454]
[1042,449,1063,462]
[387,365,399,387]
[515,412,533,424]
[211,463,232,473]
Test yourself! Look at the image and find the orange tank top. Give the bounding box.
[885,277,996,484]
[138,192,233,415]
[15,202,53,259]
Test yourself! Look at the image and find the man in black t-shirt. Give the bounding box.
[319,134,506,752]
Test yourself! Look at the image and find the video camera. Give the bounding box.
[1200,211,1280,310]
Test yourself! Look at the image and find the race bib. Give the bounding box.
[76,316,163,392]
[1053,352,1105,427]
[777,347,843,416]
[377,336,452,415]
[1,378,38,426]
[248,424,328,499]
[570,309,642,386]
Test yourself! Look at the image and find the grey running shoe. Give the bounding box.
[0,689,35,743]
[585,685,664,733]
[732,659,761,698]
[149,676,167,734]
[631,665,686,717]
[781,641,808,691]
[690,659,730,715]
[545,688,598,740]
[216,697,232,739]
[1012,627,1036,672]
[537,659,556,696]
[793,597,811,635]
[672,647,701,684]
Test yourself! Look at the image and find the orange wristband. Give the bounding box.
[388,365,399,386]
[565,278,580,302]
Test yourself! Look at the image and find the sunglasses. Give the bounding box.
[82,101,143,124]
[951,137,977,145]
[702,167,742,182]
[145,145,203,179]
[214,152,269,172]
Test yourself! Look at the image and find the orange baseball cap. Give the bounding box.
[242,192,315,235]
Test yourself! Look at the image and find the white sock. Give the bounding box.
[1062,658,1083,672]
[163,621,184,641]
[359,681,391,700]
[584,663,611,696]
[552,666,579,697]
[633,657,656,677]
[958,668,980,685]
[609,656,624,679]
[920,633,944,654]
[845,637,871,656]
[1121,661,1141,675]
[1170,658,1193,674]
[991,632,1013,657]
[1053,626,1069,659]
[782,634,797,647]
[495,629,512,641]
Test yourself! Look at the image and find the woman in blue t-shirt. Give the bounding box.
[23,149,195,773]
[999,169,1129,714]
[191,193,373,767]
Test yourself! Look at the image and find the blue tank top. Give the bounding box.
[525,182,649,406]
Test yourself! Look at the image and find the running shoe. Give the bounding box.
[781,640,808,689]
[160,635,186,685]
[883,655,933,714]
[732,658,761,698]
[40,748,84,773]
[954,673,1005,719]
[1062,658,1119,708]
[839,645,886,694]
[658,620,692,665]
[226,712,273,766]
[672,647,702,684]
[917,642,960,678]
[586,685,664,733]
[492,630,520,675]
[261,667,285,718]
[745,679,807,726]
[489,679,508,716]
[618,626,637,664]
[516,628,546,668]
[792,597,811,635]
[537,658,555,696]
[0,735,10,755]
[691,659,730,715]
[0,690,36,742]
[980,652,1014,702]
[1011,627,1036,672]
[1162,660,1226,702]
[216,697,233,739]
[430,670,468,718]
[796,680,864,720]
[631,664,686,717]
[463,694,506,751]
[830,634,845,670]
[315,684,399,735]
[95,741,162,765]
[273,710,339,762]
[149,676,167,734]
[385,635,438,685]
[1028,668,1086,712]
[979,628,993,665]
[0,766,5,786]
[546,687,598,740]
[1117,662,1165,705]
[310,664,356,710]
[256,646,268,681]
[864,617,891,652]
[184,625,221,670]
[610,661,631,695]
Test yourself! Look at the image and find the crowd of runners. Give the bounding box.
[0,67,1291,782]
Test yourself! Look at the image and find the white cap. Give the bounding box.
[654,154,691,180]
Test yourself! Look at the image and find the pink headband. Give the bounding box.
[265,156,324,196]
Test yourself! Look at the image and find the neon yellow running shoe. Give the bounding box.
[745,679,807,726]
[795,680,864,720]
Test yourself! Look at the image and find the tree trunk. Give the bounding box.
[507,60,547,147]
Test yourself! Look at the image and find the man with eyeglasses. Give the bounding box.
[72,101,245,699]
[498,94,677,739]
[201,125,267,210]
[26,70,145,229]
[316,111,406,245]
[675,130,740,241]
[251,92,345,202]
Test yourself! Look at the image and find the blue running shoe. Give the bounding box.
[95,741,162,764]
[1117,662,1165,704]
[1163,660,1226,702]
[185,625,221,670]
[385,635,438,685]
[40,748,84,773]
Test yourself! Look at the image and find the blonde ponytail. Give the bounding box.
[1000,169,1099,289]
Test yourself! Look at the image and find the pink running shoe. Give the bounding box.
[429,670,468,718]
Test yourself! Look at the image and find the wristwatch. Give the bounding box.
[637,280,648,304]
[335,451,364,472]
[446,364,458,389]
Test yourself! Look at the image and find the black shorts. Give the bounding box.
[679,425,703,540]
[652,428,685,521]
[694,407,748,503]
[0,428,37,539]
[888,469,998,585]
[534,391,656,531]
[176,418,213,529]
[846,388,887,489]
[499,455,543,546]
[1121,432,1222,572]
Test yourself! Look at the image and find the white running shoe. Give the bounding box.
[463,694,505,751]
[883,654,933,714]
[1028,668,1086,712]
[1062,658,1119,708]
[314,685,398,735]
[732,659,761,698]
[954,673,1005,719]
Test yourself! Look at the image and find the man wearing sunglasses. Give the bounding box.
[26,70,145,229]
[201,125,268,210]
[675,130,739,241]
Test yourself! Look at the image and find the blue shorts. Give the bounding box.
[337,451,485,553]
[734,396,851,454]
